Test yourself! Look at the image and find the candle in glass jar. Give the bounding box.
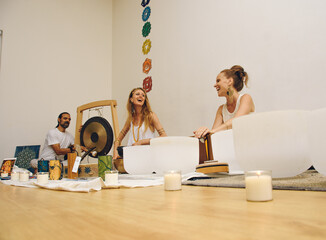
[164,170,182,191]
[245,170,273,202]
[19,171,30,182]
[37,172,49,184]
[105,170,119,185]
[1,172,8,178]
[11,171,19,181]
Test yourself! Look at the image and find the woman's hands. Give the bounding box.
[132,141,142,146]
[132,139,150,146]
[193,127,211,138]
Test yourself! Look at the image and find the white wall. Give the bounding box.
[0,0,113,162]
[112,0,326,142]
[1,0,326,164]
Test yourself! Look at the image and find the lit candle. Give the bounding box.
[245,170,273,202]
[19,171,30,182]
[11,171,19,181]
[1,172,8,178]
[105,170,119,185]
[37,172,49,184]
[164,170,182,191]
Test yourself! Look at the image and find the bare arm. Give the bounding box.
[113,120,131,159]
[194,105,223,138]
[51,144,73,155]
[152,112,167,137]
[210,94,255,134]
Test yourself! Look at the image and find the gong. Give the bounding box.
[80,116,113,158]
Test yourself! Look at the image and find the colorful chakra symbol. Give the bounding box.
[142,22,151,37]
[143,58,152,74]
[143,76,152,92]
[141,0,150,7]
[142,6,151,21]
[142,39,152,55]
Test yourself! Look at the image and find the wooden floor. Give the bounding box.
[0,183,326,240]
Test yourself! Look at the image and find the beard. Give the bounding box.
[60,121,70,129]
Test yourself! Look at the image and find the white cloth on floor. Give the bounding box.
[1,172,203,192]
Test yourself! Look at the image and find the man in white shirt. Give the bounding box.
[30,112,75,168]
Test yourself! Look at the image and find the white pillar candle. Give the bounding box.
[1,172,8,178]
[105,170,119,185]
[37,172,49,184]
[19,171,30,182]
[245,170,273,202]
[11,172,19,181]
[164,170,182,191]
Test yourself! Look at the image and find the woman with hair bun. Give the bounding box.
[113,87,167,159]
[194,65,255,138]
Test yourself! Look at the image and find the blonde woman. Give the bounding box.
[194,65,255,138]
[113,87,166,159]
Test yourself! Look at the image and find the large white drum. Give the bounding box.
[308,108,326,176]
[232,111,311,178]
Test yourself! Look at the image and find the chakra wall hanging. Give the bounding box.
[141,0,152,93]
[143,58,152,74]
[141,0,150,7]
[142,22,151,37]
[143,76,152,92]
[142,6,151,22]
[142,39,152,55]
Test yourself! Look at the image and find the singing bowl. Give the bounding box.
[123,137,199,175]
[210,130,243,174]
[123,146,152,174]
[232,110,311,178]
[150,136,199,175]
[308,108,326,176]
[113,158,127,174]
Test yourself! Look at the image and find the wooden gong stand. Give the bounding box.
[75,100,120,144]
[67,100,120,179]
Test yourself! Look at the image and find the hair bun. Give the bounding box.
[231,65,245,80]
[220,65,249,91]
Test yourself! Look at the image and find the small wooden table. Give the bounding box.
[0,183,325,240]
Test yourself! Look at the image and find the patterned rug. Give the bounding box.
[183,170,326,191]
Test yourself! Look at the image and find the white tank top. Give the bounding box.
[127,122,155,146]
[222,94,243,122]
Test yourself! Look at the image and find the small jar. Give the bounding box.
[164,170,182,191]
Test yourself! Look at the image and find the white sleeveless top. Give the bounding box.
[222,94,243,122]
[127,122,155,146]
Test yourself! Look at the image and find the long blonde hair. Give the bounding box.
[126,87,154,132]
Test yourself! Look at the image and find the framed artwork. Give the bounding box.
[0,158,16,175]
[14,145,40,169]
